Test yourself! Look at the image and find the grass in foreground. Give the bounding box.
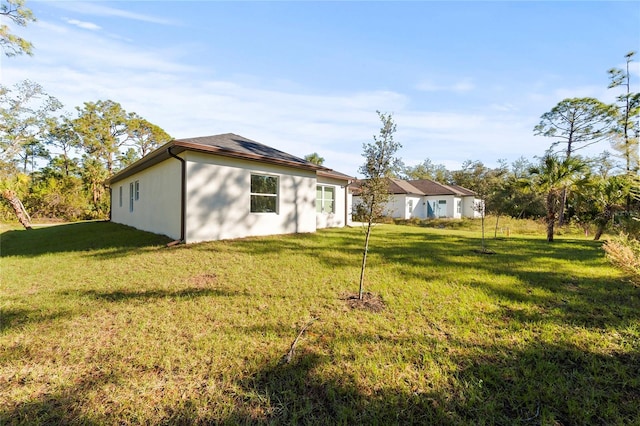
[1,222,639,425]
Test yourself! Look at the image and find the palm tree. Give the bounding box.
[304,152,325,166]
[591,175,629,240]
[529,155,587,242]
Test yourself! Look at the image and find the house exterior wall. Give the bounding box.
[424,195,459,219]
[183,152,317,243]
[316,175,349,229]
[110,158,182,240]
[463,196,483,218]
[352,194,422,220]
[406,195,423,219]
[382,194,406,218]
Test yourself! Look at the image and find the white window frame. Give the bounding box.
[134,180,140,201]
[250,174,279,213]
[457,199,462,214]
[316,185,335,214]
[408,199,414,214]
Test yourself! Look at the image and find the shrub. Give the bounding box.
[603,233,640,284]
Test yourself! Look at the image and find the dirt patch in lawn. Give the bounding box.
[190,273,217,288]
[344,292,386,312]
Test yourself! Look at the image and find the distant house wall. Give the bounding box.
[352,194,423,220]
[383,194,406,218]
[184,152,317,243]
[424,195,458,219]
[407,195,424,219]
[316,175,349,229]
[110,158,181,240]
[463,196,482,218]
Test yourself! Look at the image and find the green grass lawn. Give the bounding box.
[1,222,639,425]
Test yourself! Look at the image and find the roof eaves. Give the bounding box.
[106,142,175,185]
[317,168,354,182]
[173,140,324,172]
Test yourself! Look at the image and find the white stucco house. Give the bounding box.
[352,177,482,220]
[106,133,353,243]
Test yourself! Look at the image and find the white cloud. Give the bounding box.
[65,18,101,31]
[51,2,177,25]
[415,78,475,93]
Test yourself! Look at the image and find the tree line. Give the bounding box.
[0,81,171,222]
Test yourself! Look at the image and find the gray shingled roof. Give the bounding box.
[175,133,313,168]
[408,179,476,196]
[388,178,424,195]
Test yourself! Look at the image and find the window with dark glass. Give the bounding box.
[250,174,278,213]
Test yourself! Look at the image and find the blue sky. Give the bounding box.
[3,1,639,176]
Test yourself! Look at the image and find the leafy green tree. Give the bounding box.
[0,80,62,170]
[529,154,588,242]
[19,138,48,173]
[0,80,61,228]
[534,97,614,224]
[450,160,489,193]
[585,175,628,240]
[402,158,451,182]
[357,111,401,300]
[71,100,172,173]
[71,100,129,174]
[127,114,171,157]
[26,170,85,220]
[80,155,109,217]
[304,152,325,166]
[0,0,35,57]
[45,116,79,177]
[501,157,545,219]
[476,162,509,248]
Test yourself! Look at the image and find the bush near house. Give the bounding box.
[1,222,638,424]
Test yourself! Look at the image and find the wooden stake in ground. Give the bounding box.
[280,317,318,365]
[2,190,32,230]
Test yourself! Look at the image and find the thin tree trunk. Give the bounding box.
[2,190,32,230]
[481,213,486,251]
[546,192,555,242]
[594,225,605,241]
[594,209,612,241]
[359,218,373,300]
[558,187,567,226]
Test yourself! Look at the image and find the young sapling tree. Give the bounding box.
[356,111,401,300]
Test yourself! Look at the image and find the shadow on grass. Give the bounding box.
[218,337,640,425]
[0,370,111,425]
[0,307,73,334]
[210,351,457,425]
[76,287,251,302]
[1,221,171,258]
